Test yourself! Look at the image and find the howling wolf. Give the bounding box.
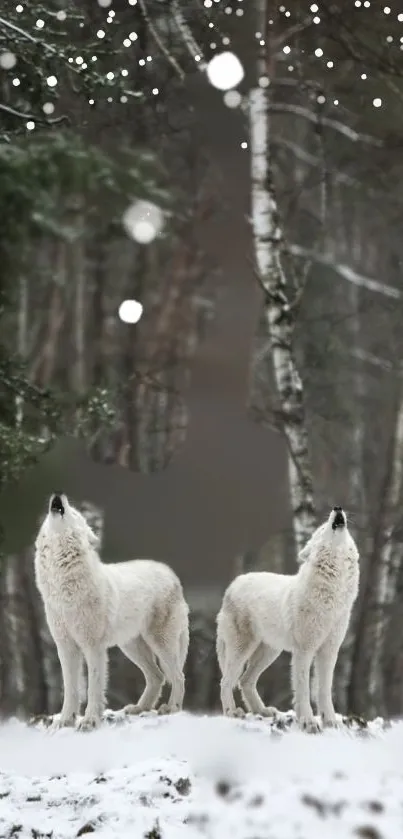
[216,507,359,732]
[35,493,189,730]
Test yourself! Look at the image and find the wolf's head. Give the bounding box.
[39,492,76,543]
[320,506,350,547]
[45,492,99,549]
[298,507,350,563]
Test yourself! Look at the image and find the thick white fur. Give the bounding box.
[35,494,189,731]
[216,509,359,732]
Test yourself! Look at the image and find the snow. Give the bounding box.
[223,90,242,109]
[118,299,143,324]
[206,52,244,91]
[0,51,17,70]
[122,199,164,244]
[0,711,401,839]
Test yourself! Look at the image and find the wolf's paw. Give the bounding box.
[299,716,322,734]
[76,714,101,732]
[322,715,342,730]
[51,714,76,731]
[29,714,54,728]
[222,706,245,718]
[123,704,144,716]
[232,707,247,718]
[157,703,180,715]
[259,706,277,718]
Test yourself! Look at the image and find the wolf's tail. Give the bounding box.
[216,600,232,673]
[179,622,190,671]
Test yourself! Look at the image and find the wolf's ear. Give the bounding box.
[85,525,100,549]
[297,521,327,564]
[69,506,100,549]
[297,545,310,564]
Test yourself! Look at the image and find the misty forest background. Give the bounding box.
[1,0,403,723]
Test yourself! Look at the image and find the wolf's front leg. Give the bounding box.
[53,638,82,728]
[78,647,107,731]
[292,650,321,733]
[315,620,348,728]
[315,643,339,727]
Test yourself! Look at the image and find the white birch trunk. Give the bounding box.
[3,557,25,710]
[366,395,403,713]
[15,274,28,425]
[171,0,206,68]
[167,0,316,555]
[249,14,315,555]
[334,215,367,712]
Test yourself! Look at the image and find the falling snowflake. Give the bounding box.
[118,299,143,324]
[0,51,16,69]
[122,200,164,244]
[206,51,244,91]
[223,90,242,108]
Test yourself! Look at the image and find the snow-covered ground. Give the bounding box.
[0,710,401,839]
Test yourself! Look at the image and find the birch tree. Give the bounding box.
[165,0,317,557]
[350,389,403,717]
[249,0,316,555]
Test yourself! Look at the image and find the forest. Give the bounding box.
[1,0,403,723]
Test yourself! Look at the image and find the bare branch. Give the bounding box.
[171,0,207,68]
[289,244,401,300]
[0,101,69,126]
[321,5,403,79]
[138,0,185,80]
[268,103,383,146]
[273,137,365,185]
[273,15,315,48]
[348,348,400,374]
[0,15,55,50]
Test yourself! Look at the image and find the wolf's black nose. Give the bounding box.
[333,506,342,512]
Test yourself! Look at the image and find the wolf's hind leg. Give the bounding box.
[239,642,280,716]
[121,635,164,714]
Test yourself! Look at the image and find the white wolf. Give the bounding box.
[35,493,189,731]
[216,507,359,732]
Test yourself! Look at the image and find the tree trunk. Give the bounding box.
[334,213,367,713]
[16,273,28,425]
[249,0,316,557]
[0,557,22,714]
[349,388,403,716]
[91,235,107,388]
[32,240,67,388]
[120,246,148,470]
[19,548,48,715]
[72,226,87,394]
